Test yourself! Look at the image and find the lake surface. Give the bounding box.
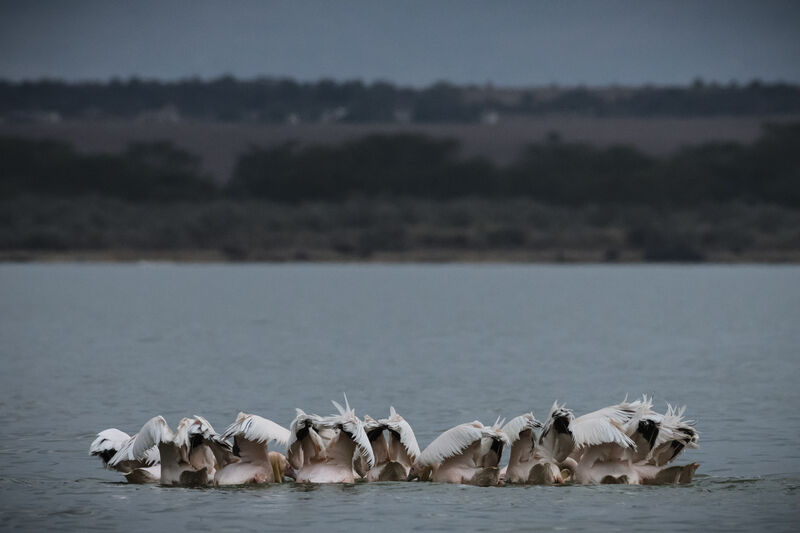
[1,264,798,531]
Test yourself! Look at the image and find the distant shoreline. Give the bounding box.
[4,248,800,264]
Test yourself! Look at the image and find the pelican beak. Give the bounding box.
[272,459,283,484]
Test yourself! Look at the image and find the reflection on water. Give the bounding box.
[0,264,799,531]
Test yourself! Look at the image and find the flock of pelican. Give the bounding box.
[91,395,699,487]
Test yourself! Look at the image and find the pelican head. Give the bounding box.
[406,463,433,481]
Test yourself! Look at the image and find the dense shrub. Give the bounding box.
[2,122,799,207]
[0,138,216,201]
[229,125,800,207]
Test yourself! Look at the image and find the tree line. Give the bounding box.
[1,123,799,207]
[2,77,800,122]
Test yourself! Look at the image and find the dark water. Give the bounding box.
[1,264,798,531]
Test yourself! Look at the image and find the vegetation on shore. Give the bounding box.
[1,122,798,262]
[2,122,799,206]
[2,196,799,263]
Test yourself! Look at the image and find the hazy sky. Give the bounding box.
[1,0,799,86]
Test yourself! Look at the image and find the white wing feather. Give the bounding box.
[363,415,384,432]
[502,413,541,445]
[417,422,485,466]
[572,412,635,450]
[326,395,375,468]
[89,428,130,456]
[647,404,699,464]
[188,415,219,440]
[109,416,172,467]
[223,412,290,448]
[288,409,325,450]
[380,406,421,462]
[188,415,236,468]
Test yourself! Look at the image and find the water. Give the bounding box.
[1,264,798,531]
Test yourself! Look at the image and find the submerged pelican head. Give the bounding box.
[269,451,295,482]
[406,463,433,482]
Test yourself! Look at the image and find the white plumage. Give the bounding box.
[222,412,291,449]
[214,412,293,485]
[90,428,134,468]
[538,401,575,464]
[417,421,485,467]
[288,395,374,483]
[381,406,422,464]
[90,395,699,487]
[571,413,635,450]
[414,420,508,485]
[501,413,543,484]
[361,406,421,481]
[108,415,233,486]
[502,413,541,447]
[329,395,375,469]
[90,427,162,483]
[569,398,700,485]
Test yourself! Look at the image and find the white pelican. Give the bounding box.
[567,400,639,484]
[500,413,544,484]
[214,412,294,485]
[532,397,654,484]
[645,405,699,466]
[361,407,421,481]
[287,409,327,474]
[109,415,234,486]
[530,402,580,484]
[558,397,700,485]
[409,418,508,486]
[630,404,700,484]
[90,428,161,483]
[288,396,374,483]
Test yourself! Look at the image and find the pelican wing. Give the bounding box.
[587,404,639,426]
[417,422,485,466]
[380,406,421,463]
[363,416,390,468]
[617,396,657,435]
[538,402,575,462]
[648,405,699,465]
[189,415,235,466]
[188,415,219,441]
[221,412,290,464]
[328,395,375,469]
[349,421,376,469]
[223,413,291,448]
[571,412,635,450]
[479,425,509,468]
[539,402,573,441]
[503,414,540,470]
[90,428,151,472]
[571,395,654,437]
[437,439,483,470]
[502,413,541,446]
[287,409,329,469]
[363,415,385,433]
[287,409,325,450]
[90,428,130,461]
[654,405,698,447]
[109,416,171,467]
